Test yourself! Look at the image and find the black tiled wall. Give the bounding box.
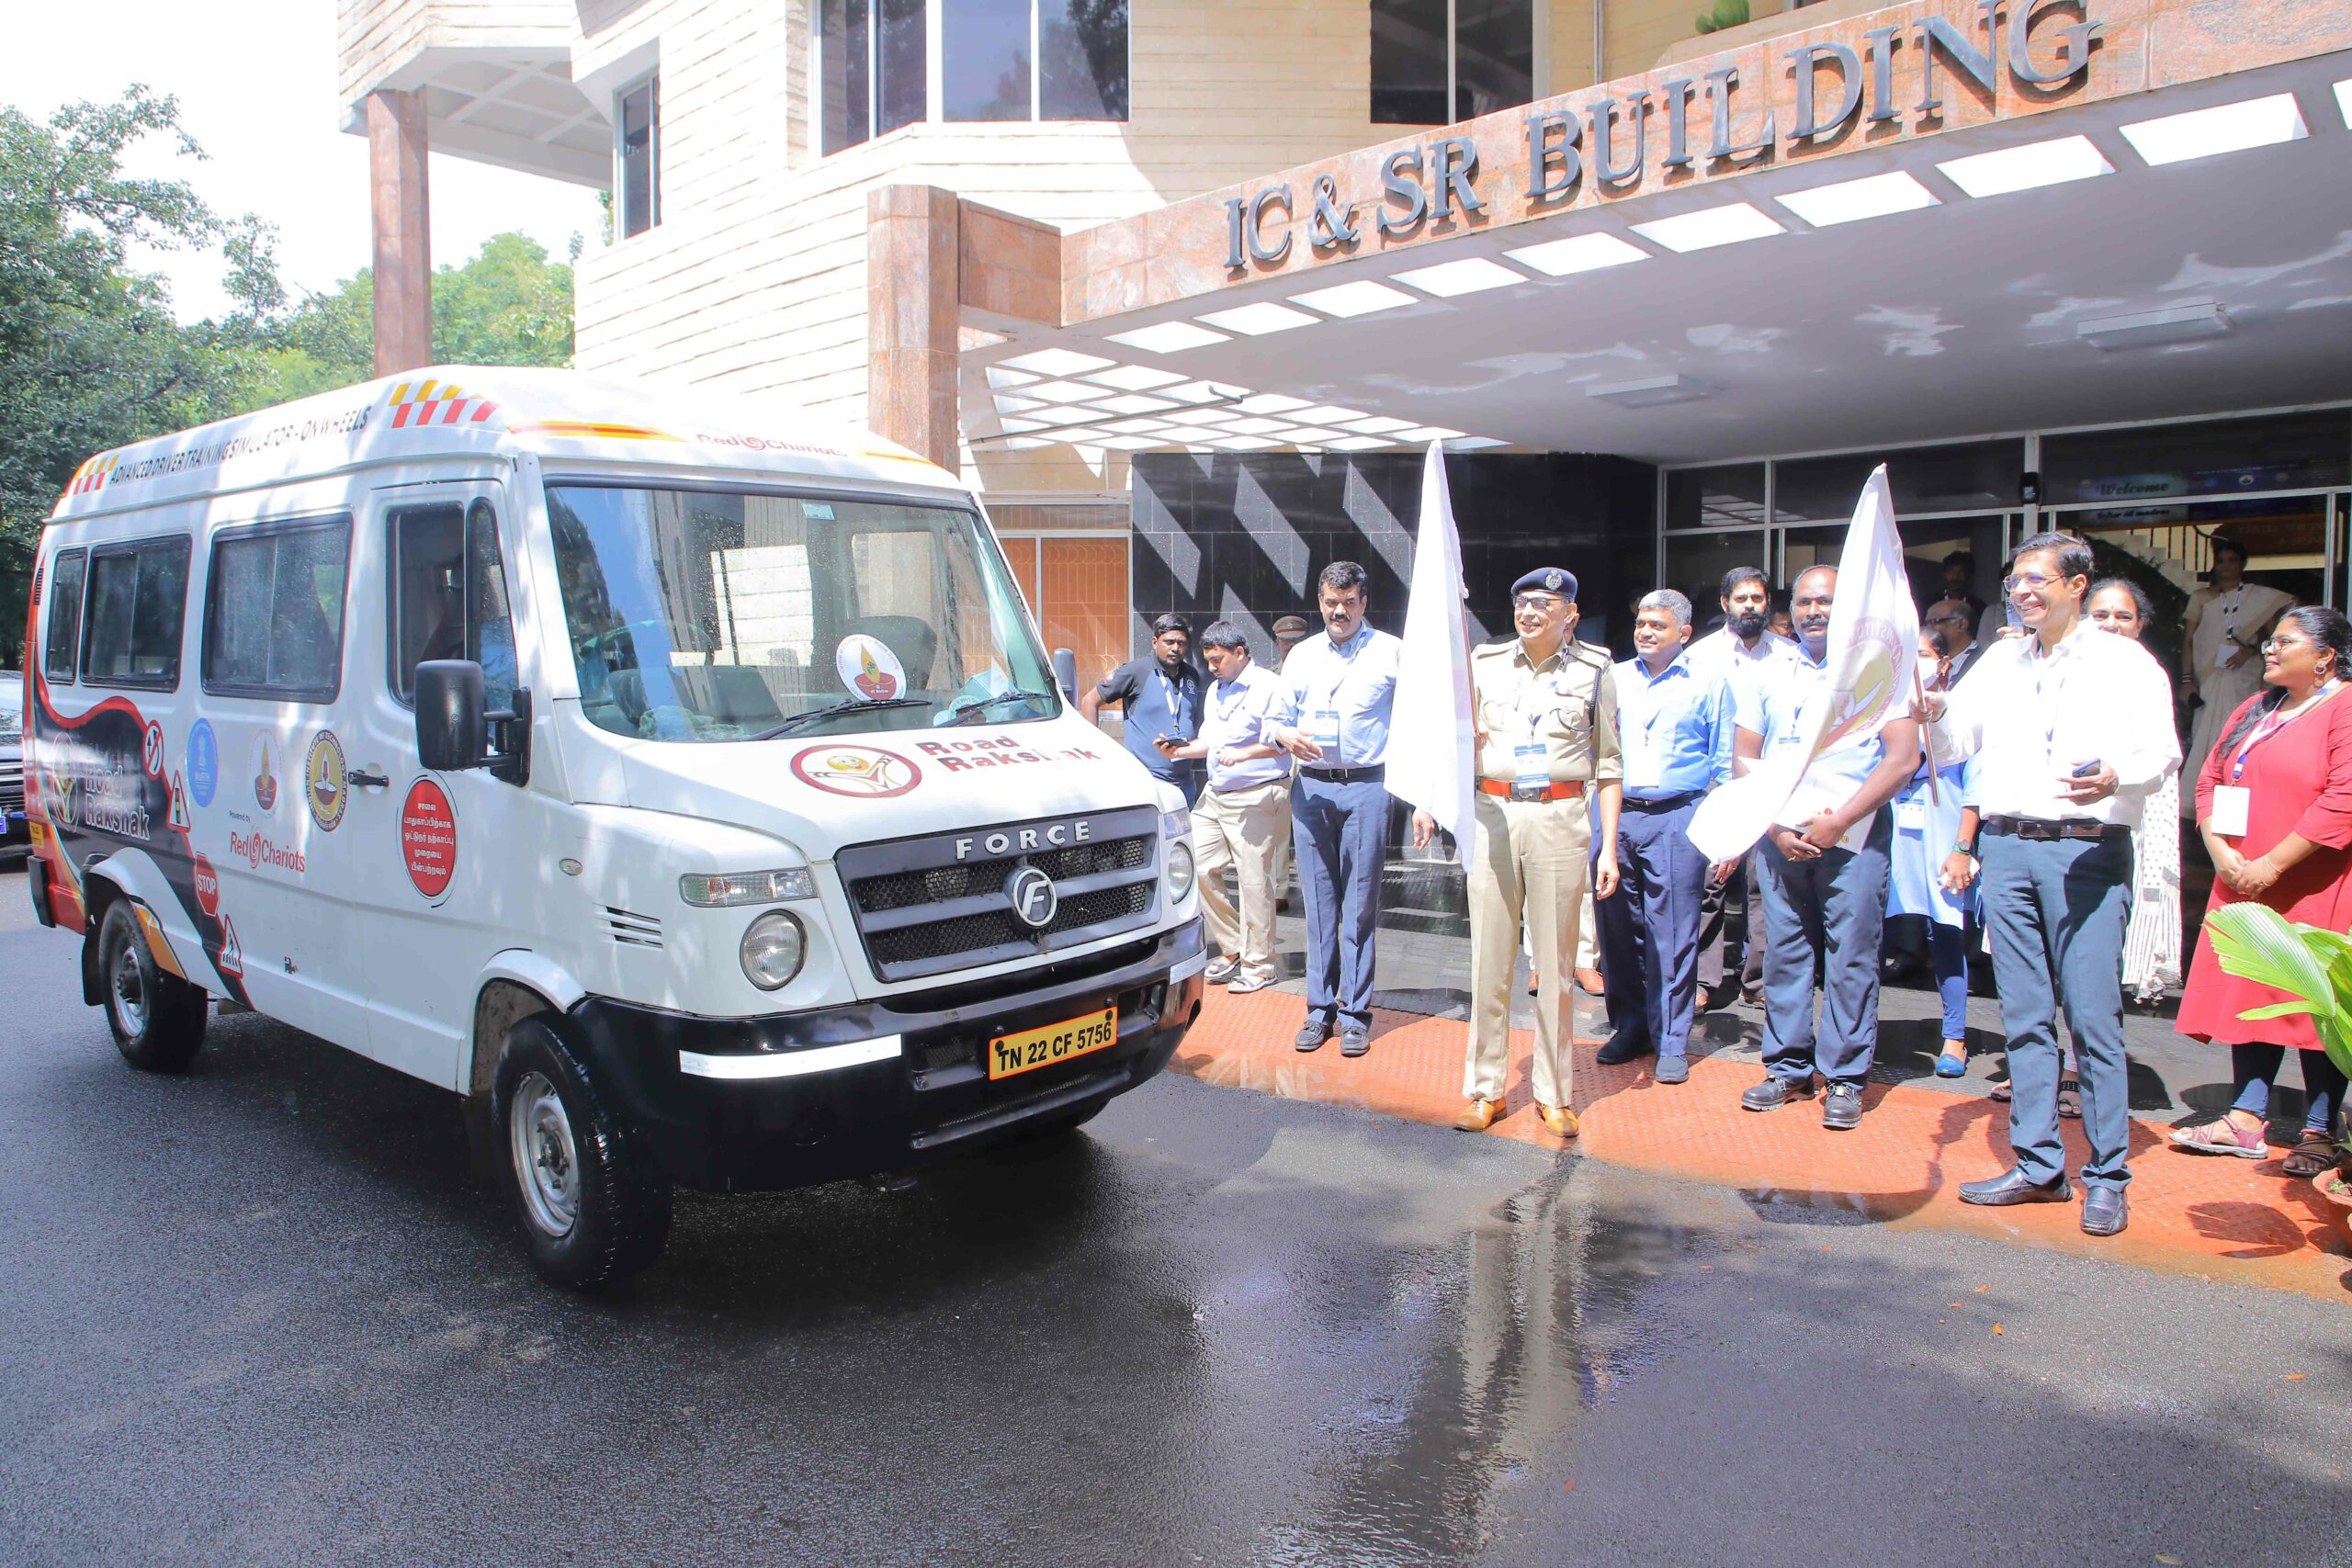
[1129,451,1660,665]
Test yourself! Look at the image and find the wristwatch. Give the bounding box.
[1952,838,1977,858]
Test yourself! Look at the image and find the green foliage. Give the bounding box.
[2202,903,2352,1120]
[0,86,581,657]
[1694,0,1752,34]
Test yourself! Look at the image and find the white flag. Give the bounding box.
[1688,465,1918,862]
[1386,442,1476,859]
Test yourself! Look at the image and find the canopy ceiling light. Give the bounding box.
[1106,321,1229,354]
[2075,300,2231,350]
[1503,231,1649,276]
[2120,94,2308,165]
[1773,171,1939,228]
[2338,80,2352,128]
[1630,203,1785,253]
[1289,279,1418,318]
[998,347,1114,377]
[1391,256,1531,296]
[1081,364,1188,390]
[1195,301,1319,335]
[1936,134,2112,197]
[1587,374,1712,407]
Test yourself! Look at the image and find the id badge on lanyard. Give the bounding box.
[1511,704,1552,800]
[1309,706,1342,759]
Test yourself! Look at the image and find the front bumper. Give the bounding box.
[565,919,1205,1192]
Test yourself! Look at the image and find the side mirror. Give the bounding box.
[415,660,533,786]
[415,660,486,772]
[1053,647,1078,703]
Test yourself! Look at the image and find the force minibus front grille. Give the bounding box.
[837,807,1160,983]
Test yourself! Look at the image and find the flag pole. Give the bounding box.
[1914,666,1941,807]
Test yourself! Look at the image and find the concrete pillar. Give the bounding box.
[866,185,962,469]
[368,89,433,376]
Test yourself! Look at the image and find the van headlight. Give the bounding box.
[1166,841,1195,903]
[741,911,807,990]
[683,868,816,907]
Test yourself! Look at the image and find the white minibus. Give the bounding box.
[24,368,1205,1286]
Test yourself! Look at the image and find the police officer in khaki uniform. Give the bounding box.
[1416,569,1621,1139]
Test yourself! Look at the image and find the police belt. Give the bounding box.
[1980,815,2131,842]
[1476,777,1585,802]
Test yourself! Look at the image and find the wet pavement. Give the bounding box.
[5,866,2352,1567]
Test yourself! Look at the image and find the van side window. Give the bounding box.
[390,500,516,707]
[43,548,87,684]
[81,536,191,689]
[201,518,351,702]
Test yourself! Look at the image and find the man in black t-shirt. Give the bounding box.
[1080,614,1206,804]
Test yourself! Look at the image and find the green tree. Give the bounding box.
[0,87,278,651]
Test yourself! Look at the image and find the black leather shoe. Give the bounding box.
[1595,1032,1655,1066]
[1740,1075,1815,1111]
[1958,1167,2073,1206]
[1822,1081,1864,1130]
[2081,1187,2128,1236]
[1653,1054,1690,1085]
[1339,1025,1371,1058]
[1295,1018,1332,1053]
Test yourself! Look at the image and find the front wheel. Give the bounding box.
[96,900,208,1073]
[492,1017,672,1289]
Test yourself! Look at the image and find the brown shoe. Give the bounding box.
[1456,1097,1504,1133]
[1574,966,1605,996]
[1538,1103,1579,1139]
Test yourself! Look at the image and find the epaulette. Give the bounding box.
[1471,637,1517,658]
[1570,640,1612,667]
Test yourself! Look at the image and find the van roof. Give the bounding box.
[46,366,962,523]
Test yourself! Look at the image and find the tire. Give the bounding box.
[96,900,208,1073]
[492,1016,672,1289]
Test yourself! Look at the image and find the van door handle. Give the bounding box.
[348,767,391,790]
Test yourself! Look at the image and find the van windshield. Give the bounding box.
[546,485,1059,743]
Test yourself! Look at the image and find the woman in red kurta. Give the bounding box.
[2172,607,2352,1179]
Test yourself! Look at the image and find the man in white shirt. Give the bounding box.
[1686,566,1793,1010]
[1926,532,2180,1238]
[1159,621,1291,994]
[1271,561,1405,1057]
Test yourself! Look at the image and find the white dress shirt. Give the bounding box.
[1928,619,2179,828]
[1687,625,1798,702]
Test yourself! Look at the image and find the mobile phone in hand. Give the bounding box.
[2071,758,2102,778]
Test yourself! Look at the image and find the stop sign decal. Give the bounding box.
[400,778,458,900]
[192,853,220,917]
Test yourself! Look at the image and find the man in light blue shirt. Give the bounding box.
[1595,590,1733,1084]
[1270,561,1403,1056]
[1731,564,1919,1131]
[1160,621,1292,993]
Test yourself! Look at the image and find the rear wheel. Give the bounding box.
[96,900,207,1073]
[492,1017,672,1289]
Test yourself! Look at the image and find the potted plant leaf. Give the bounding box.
[2204,902,2352,1227]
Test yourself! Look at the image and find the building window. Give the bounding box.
[1372,0,1532,125]
[821,0,928,153]
[616,75,660,237]
[820,0,1128,152]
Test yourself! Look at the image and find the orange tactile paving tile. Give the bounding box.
[1172,986,2352,1300]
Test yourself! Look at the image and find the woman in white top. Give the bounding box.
[2181,537,2296,812]
[2088,579,2183,1004]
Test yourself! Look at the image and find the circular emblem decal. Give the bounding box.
[834,634,908,701]
[187,718,219,808]
[1005,865,1059,930]
[305,730,348,831]
[400,777,458,901]
[789,744,922,798]
[250,732,279,813]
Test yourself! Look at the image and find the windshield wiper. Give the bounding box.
[750,695,933,741]
[944,689,1058,725]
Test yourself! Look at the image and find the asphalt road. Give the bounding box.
[4,865,2350,1568]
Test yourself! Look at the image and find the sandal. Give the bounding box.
[2169,1113,2268,1158]
[1989,1079,2012,1103]
[2057,1078,2082,1120]
[2282,1131,2337,1180]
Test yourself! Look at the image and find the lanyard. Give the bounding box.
[2231,682,2341,781]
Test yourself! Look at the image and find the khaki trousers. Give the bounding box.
[1465,791,1590,1109]
[1193,778,1290,983]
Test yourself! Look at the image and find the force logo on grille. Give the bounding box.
[789,744,922,798]
[1004,865,1058,929]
